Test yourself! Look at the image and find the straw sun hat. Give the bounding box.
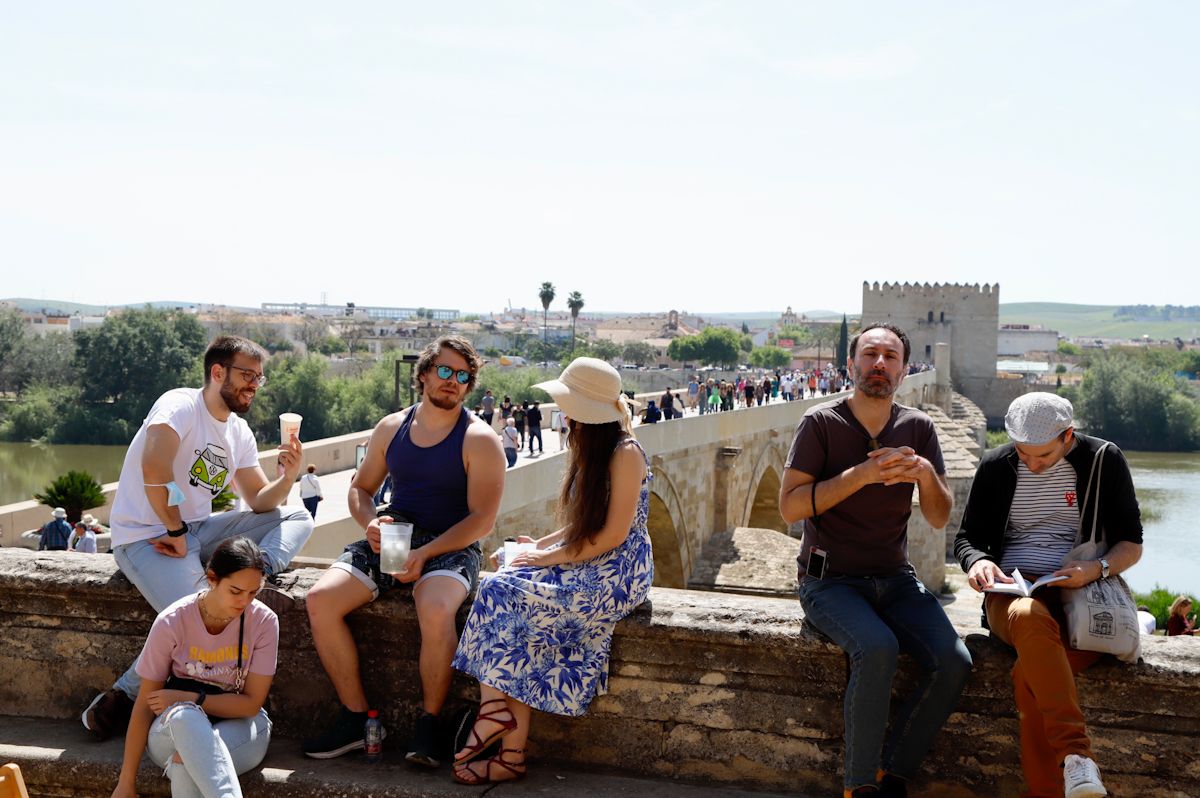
[533,358,637,432]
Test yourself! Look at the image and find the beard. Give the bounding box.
[422,381,464,411]
[853,367,898,399]
[219,376,255,414]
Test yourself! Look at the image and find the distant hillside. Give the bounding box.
[1000,303,1200,340]
[2,297,205,316]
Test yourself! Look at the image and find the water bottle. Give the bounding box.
[364,710,383,763]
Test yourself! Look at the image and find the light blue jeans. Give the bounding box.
[112,507,313,698]
[798,568,973,790]
[147,702,271,798]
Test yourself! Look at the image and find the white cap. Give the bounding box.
[1005,392,1074,444]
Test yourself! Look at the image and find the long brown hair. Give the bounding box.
[558,420,629,551]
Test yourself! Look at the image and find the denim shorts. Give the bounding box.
[332,535,481,600]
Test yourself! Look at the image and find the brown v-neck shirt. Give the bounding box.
[785,397,945,578]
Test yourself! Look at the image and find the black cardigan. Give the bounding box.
[953,433,1143,573]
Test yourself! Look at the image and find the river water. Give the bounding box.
[1,442,1197,595]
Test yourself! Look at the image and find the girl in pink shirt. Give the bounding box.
[112,537,279,798]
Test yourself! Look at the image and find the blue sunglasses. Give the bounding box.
[435,365,472,384]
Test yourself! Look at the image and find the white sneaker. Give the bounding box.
[1064,754,1107,798]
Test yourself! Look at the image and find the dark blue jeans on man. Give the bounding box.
[798,568,972,791]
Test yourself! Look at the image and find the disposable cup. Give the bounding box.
[279,413,303,444]
[380,522,413,573]
[503,541,537,568]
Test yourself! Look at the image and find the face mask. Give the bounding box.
[146,481,187,506]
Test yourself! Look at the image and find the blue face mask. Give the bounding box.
[146,481,187,507]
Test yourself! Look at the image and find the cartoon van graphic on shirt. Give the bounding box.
[189,444,230,496]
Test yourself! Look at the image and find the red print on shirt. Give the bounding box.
[1064,490,1077,507]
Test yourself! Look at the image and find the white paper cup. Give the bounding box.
[502,541,537,568]
[380,522,413,573]
[279,413,303,444]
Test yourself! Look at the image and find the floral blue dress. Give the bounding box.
[452,439,654,716]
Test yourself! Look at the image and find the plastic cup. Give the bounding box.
[279,413,303,444]
[380,522,413,573]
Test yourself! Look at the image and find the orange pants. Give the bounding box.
[985,591,1103,798]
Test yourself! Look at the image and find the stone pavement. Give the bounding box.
[0,716,803,798]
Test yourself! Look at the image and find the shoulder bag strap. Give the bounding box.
[1076,442,1110,546]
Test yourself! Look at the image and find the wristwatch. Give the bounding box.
[166,521,189,538]
[1098,558,1111,579]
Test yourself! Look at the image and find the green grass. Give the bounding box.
[1000,303,1200,340]
[1132,586,1194,631]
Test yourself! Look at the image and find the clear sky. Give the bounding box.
[2,2,1197,315]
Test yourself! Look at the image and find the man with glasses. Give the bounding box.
[82,335,314,740]
[302,335,506,765]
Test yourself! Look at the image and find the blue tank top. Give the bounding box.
[385,405,471,535]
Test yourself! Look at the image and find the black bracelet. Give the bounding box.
[167,521,189,538]
[195,691,206,707]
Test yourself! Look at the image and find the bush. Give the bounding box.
[33,470,106,524]
[1132,585,1191,631]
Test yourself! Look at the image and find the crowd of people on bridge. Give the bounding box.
[42,328,1157,798]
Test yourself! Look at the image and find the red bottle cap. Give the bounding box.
[367,710,379,718]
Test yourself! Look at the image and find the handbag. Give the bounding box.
[165,613,248,695]
[1059,442,1141,664]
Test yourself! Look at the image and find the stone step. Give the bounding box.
[0,716,801,798]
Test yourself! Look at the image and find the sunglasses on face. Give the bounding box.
[435,365,472,384]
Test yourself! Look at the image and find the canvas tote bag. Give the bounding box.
[1059,442,1141,664]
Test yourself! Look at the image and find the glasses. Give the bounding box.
[435,365,472,384]
[223,363,267,387]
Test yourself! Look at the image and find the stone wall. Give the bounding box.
[1,549,1197,797]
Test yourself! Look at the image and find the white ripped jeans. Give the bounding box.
[146,702,271,798]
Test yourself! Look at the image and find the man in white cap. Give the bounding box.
[37,507,72,551]
[954,392,1143,798]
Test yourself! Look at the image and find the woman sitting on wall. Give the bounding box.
[450,358,655,784]
[111,537,279,798]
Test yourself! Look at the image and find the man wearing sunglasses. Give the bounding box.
[82,335,314,740]
[303,335,506,766]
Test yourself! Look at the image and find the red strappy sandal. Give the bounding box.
[453,698,517,765]
[452,747,526,785]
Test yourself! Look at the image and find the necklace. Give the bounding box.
[199,591,235,627]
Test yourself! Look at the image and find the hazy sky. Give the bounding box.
[2,2,1197,315]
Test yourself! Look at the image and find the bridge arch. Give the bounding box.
[740,440,789,534]
[647,468,691,589]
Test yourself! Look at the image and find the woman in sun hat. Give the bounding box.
[449,357,654,785]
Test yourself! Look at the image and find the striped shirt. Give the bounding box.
[999,457,1080,579]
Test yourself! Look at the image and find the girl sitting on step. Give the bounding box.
[111,537,278,798]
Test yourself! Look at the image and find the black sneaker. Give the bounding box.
[405,712,440,768]
[303,707,372,759]
[81,687,134,741]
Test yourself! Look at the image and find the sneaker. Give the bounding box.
[1064,754,1107,798]
[303,707,373,759]
[877,773,907,798]
[81,688,134,741]
[405,712,441,768]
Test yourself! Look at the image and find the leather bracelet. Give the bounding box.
[167,521,189,538]
[195,691,206,707]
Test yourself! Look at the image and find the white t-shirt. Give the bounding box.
[299,472,322,499]
[110,388,259,547]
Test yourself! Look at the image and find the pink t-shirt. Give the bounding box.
[136,593,279,693]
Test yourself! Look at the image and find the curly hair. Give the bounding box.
[415,335,483,395]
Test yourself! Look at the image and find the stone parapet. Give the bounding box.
[2,548,1197,796]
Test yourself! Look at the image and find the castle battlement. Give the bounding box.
[863,281,999,300]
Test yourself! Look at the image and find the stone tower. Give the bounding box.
[860,282,998,408]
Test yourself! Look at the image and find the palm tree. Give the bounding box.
[539,282,556,346]
[567,291,584,356]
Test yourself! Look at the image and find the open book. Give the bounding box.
[984,568,1069,597]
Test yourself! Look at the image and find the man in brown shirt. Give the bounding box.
[780,323,971,798]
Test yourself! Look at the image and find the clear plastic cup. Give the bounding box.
[380,522,413,573]
[279,413,303,444]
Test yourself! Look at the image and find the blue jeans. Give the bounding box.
[504,448,518,468]
[147,702,271,798]
[112,507,313,698]
[798,569,972,790]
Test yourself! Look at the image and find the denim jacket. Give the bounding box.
[953,432,1143,574]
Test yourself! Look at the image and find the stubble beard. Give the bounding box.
[220,376,254,414]
[425,385,464,411]
[854,368,897,400]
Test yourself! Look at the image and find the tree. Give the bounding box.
[621,341,655,366]
[591,338,621,362]
[836,315,849,366]
[538,282,556,346]
[667,327,740,368]
[567,291,584,356]
[34,470,106,524]
[73,308,208,429]
[749,346,792,370]
[297,316,330,353]
[0,309,25,391]
[807,324,840,369]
